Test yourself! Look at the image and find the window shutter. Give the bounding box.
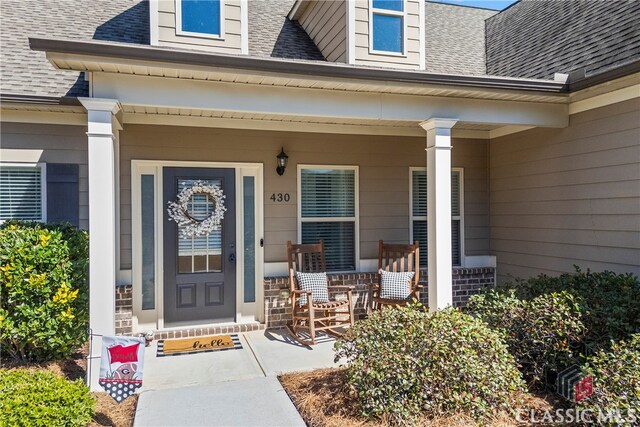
[0,165,43,221]
[451,171,461,217]
[46,163,79,226]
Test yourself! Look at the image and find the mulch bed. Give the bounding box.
[279,368,558,427]
[1,345,137,427]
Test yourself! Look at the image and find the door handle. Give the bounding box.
[228,253,236,263]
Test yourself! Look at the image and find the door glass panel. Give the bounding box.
[141,174,155,310]
[177,178,223,274]
[243,176,255,303]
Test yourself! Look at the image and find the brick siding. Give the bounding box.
[115,267,495,335]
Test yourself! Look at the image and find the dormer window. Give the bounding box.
[176,0,224,39]
[370,0,405,54]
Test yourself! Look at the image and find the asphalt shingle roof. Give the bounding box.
[486,0,640,80]
[424,2,496,76]
[249,0,325,60]
[0,0,149,98]
[1,0,638,100]
[0,0,322,99]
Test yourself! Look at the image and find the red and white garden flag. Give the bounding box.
[99,336,145,402]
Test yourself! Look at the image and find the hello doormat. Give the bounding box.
[157,334,242,357]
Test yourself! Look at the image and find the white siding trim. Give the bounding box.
[175,0,226,40]
[240,0,248,54]
[418,0,425,70]
[346,0,356,64]
[149,0,160,45]
[569,84,640,115]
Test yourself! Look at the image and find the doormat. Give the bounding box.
[157,334,242,357]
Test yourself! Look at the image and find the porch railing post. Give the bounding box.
[79,98,122,390]
[420,118,457,311]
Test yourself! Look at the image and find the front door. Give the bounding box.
[163,167,236,326]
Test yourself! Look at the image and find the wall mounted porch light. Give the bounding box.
[276,147,289,176]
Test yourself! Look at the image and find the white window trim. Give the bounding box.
[409,167,464,267]
[131,160,264,333]
[0,162,47,223]
[368,0,407,57]
[175,0,226,40]
[297,164,360,272]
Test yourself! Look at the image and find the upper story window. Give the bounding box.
[370,0,405,54]
[176,0,224,38]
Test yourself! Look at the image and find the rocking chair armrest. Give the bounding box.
[328,285,355,291]
[414,284,424,290]
[291,289,312,296]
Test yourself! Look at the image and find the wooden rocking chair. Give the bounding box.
[369,240,422,311]
[286,240,355,346]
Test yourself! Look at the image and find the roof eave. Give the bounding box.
[29,37,567,94]
[0,93,82,106]
[568,59,640,92]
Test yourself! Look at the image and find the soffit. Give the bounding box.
[46,53,567,104]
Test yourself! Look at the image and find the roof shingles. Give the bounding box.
[486,0,640,80]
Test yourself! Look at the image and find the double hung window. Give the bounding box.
[371,0,405,54]
[299,166,358,272]
[177,0,223,37]
[0,164,45,222]
[410,168,463,266]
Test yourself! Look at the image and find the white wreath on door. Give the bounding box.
[167,181,226,238]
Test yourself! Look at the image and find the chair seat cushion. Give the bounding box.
[296,272,329,305]
[379,270,415,300]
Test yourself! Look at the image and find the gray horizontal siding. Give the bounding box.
[490,98,640,281]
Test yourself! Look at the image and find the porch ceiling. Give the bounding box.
[120,104,502,137]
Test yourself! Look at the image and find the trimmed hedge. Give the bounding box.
[0,369,95,427]
[579,334,640,421]
[0,222,89,362]
[334,305,525,424]
[468,290,585,388]
[497,268,640,351]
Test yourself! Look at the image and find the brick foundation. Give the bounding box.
[114,267,494,335]
[264,267,495,328]
[115,284,133,336]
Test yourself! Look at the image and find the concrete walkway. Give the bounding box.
[134,329,340,426]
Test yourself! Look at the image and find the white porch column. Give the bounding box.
[79,98,122,390]
[420,118,457,311]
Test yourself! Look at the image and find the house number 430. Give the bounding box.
[270,193,290,202]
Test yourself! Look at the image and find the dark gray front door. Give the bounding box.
[163,167,236,326]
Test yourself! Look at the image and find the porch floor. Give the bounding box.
[134,328,339,426]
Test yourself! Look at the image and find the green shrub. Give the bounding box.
[334,305,525,424]
[500,268,640,351]
[468,290,585,389]
[0,369,95,427]
[578,334,640,421]
[0,222,89,362]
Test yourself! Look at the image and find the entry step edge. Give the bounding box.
[153,323,266,340]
